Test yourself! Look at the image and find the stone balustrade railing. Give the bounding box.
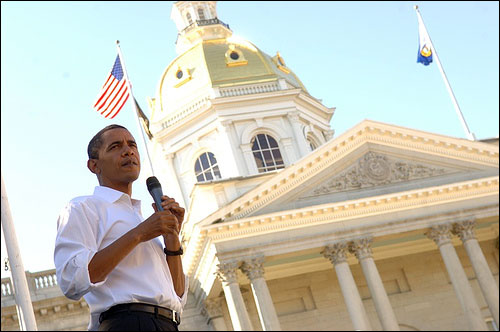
[1,268,62,306]
[218,82,281,97]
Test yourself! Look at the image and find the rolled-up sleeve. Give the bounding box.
[54,200,106,300]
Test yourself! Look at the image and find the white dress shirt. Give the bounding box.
[54,186,188,331]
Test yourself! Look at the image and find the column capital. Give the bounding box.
[215,261,240,285]
[349,237,373,261]
[287,111,300,122]
[452,219,477,243]
[204,297,225,318]
[240,256,265,280]
[426,223,453,247]
[321,242,348,265]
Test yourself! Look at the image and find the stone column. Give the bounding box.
[240,257,281,331]
[453,220,499,327]
[204,297,228,331]
[322,243,372,330]
[164,153,186,209]
[215,261,254,331]
[240,143,257,175]
[350,238,400,331]
[218,120,245,177]
[426,224,488,331]
[280,137,298,164]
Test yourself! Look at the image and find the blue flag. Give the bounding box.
[416,13,433,66]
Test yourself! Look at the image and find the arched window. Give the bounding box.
[251,134,285,173]
[186,13,193,25]
[307,137,318,151]
[197,8,206,20]
[195,152,221,182]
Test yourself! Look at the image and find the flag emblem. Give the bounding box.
[416,15,433,66]
[93,55,130,119]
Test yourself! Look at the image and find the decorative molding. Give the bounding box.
[349,237,374,260]
[215,261,239,285]
[309,152,448,196]
[202,177,498,242]
[240,256,266,280]
[426,224,453,247]
[452,219,477,242]
[321,242,348,265]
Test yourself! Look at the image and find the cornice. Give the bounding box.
[203,176,498,241]
[185,175,499,275]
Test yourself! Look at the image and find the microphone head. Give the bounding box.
[146,176,162,193]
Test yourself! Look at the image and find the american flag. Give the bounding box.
[93,55,130,119]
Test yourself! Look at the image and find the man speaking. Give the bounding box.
[54,124,188,331]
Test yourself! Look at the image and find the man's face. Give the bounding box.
[93,128,141,187]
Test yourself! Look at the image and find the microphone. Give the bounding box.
[146,176,164,211]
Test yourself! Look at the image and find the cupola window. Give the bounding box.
[195,152,221,182]
[197,8,206,20]
[307,136,319,151]
[251,134,285,173]
[186,13,193,25]
[176,70,183,79]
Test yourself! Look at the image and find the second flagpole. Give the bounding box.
[115,40,155,177]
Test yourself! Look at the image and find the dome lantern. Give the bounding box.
[171,1,232,55]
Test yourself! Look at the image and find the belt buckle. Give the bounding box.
[171,310,179,324]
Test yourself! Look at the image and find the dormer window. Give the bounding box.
[195,152,221,182]
[251,134,285,173]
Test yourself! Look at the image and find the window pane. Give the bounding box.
[194,159,202,175]
[252,137,260,151]
[272,149,284,165]
[197,173,205,182]
[200,153,209,169]
[267,135,278,148]
[253,152,264,168]
[263,150,273,166]
[213,165,221,178]
[208,152,217,165]
[204,171,213,181]
[258,134,269,149]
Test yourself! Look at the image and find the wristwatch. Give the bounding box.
[164,246,183,256]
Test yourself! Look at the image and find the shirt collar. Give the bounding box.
[93,186,141,207]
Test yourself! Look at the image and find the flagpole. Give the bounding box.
[1,173,38,331]
[414,6,476,141]
[115,40,156,176]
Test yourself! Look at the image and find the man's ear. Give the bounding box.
[87,159,99,174]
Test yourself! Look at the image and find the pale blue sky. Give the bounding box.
[1,1,498,278]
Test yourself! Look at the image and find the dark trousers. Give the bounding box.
[98,308,179,331]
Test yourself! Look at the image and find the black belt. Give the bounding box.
[99,303,180,325]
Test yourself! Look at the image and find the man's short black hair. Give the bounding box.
[87,124,128,159]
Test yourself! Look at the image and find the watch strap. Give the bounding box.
[164,246,183,256]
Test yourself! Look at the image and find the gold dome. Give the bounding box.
[155,36,308,116]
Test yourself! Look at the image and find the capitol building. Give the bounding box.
[2,2,498,331]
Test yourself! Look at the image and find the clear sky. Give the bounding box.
[1,1,498,279]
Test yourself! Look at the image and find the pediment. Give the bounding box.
[256,148,492,216]
[199,120,499,225]
[304,151,455,196]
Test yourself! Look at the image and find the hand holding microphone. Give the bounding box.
[146,176,185,253]
[146,176,185,224]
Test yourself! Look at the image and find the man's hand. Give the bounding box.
[152,195,185,251]
[134,210,179,243]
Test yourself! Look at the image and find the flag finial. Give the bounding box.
[414,5,418,10]
[116,40,120,45]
